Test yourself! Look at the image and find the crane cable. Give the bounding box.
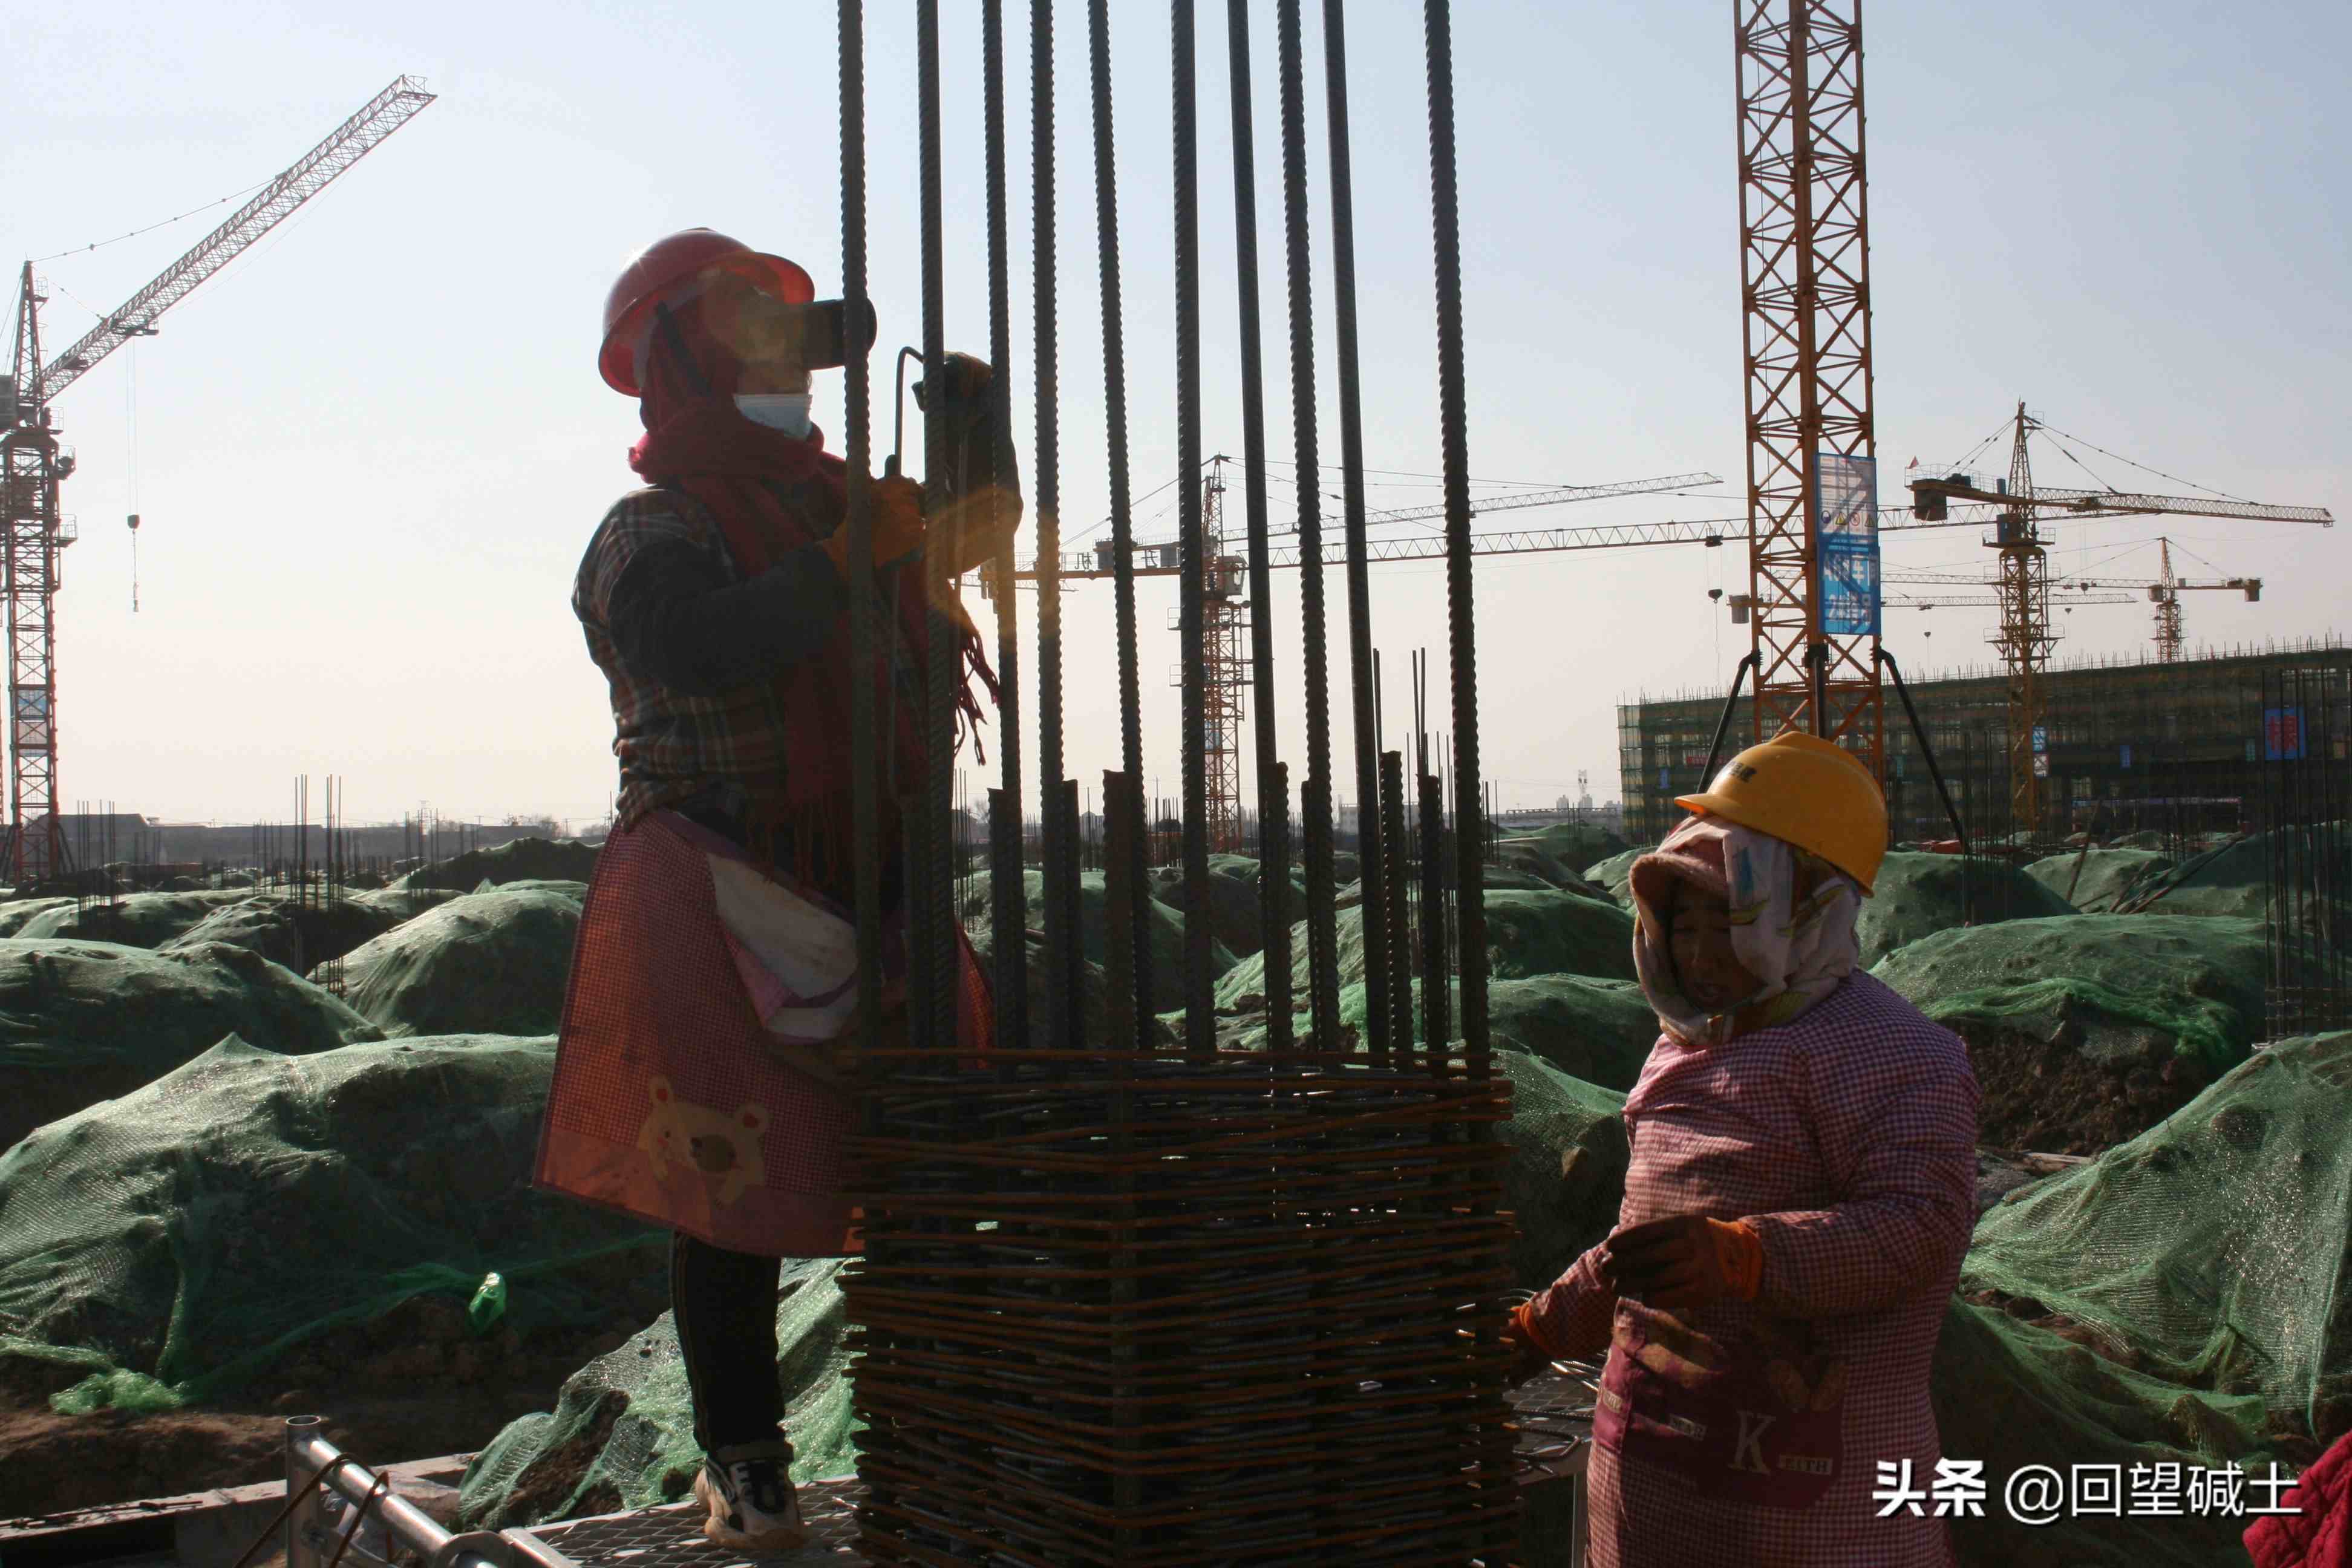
[126,341,140,613]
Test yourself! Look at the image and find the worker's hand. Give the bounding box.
[912,352,1025,575]
[822,475,927,578]
[1498,1298,1560,1389]
[910,351,996,420]
[1600,1214,1763,1309]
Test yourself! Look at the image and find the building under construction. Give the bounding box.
[1621,637,2352,849]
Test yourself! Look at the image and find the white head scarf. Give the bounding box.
[1629,812,1864,1047]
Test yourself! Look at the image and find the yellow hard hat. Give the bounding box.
[1674,730,1887,895]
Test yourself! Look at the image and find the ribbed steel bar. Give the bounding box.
[1419,763,1449,1052]
[910,0,957,1055]
[982,0,1029,1053]
[1033,0,1079,1053]
[1223,0,1289,1056]
[1090,0,1154,1045]
[840,0,884,1060]
[1264,760,1293,1048]
[1381,749,1411,1061]
[1420,0,1486,1063]
[1275,0,1341,1051]
[1171,0,1212,1056]
[1321,0,1391,1059]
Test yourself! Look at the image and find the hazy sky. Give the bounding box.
[10,1,2345,831]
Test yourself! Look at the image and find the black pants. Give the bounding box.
[671,1230,786,1453]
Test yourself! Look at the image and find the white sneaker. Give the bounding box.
[693,1440,807,1552]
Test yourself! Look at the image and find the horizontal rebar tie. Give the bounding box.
[843,1049,1518,1565]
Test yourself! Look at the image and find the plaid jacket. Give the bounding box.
[1529,972,1981,1567]
[574,485,803,829]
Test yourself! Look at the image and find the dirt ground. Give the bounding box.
[0,1298,647,1521]
[1959,1023,2212,1155]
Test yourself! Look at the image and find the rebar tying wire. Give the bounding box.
[1033,0,1080,1052]
[1322,0,1392,1059]
[1423,0,1486,1064]
[1275,0,1343,1050]
[982,0,1029,1053]
[839,0,884,1063]
[1091,0,1154,1044]
[1223,0,1292,1052]
[916,0,959,1056]
[1171,0,1213,1056]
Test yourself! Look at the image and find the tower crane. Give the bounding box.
[1886,535,2263,662]
[3,76,434,884]
[1907,402,2330,832]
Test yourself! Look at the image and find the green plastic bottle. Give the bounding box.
[467,1271,508,1334]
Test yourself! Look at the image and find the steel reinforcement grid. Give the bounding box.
[829,0,1511,1562]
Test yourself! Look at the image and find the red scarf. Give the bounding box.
[626,332,993,878]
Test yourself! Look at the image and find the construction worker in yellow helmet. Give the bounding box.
[1507,730,1981,1567]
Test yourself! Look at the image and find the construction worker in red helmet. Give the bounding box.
[1506,731,1981,1567]
[535,228,1009,1552]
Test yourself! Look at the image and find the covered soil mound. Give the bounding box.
[12,890,254,949]
[0,1034,665,1414]
[2108,823,2351,920]
[965,925,1176,1050]
[1872,915,2267,1152]
[0,898,76,936]
[958,869,1233,1014]
[331,888,583,1038]
[1214,889,1634,1012]
[1961,1031,2352,1457]
[1930,1298,2290,1567]
[456,1259,855,1526]
[394,836,601,892]
[2024,847,2169,913]
[348,886,463,922]
[1222,974,1657,1093]
[1856,852,2076,969]
[1149,852,1302,957]
[1492,823,1626,893]
[1583,848,1643,908]
[157,894,416,973]
[1496,1050,1630,1293]
[0,939,381,1155]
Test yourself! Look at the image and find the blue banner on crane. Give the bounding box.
[1815,452,1881,638]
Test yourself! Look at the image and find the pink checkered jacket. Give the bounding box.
[1527,970,1979,1567]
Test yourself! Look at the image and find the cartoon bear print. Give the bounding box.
[637,1075,769,1207]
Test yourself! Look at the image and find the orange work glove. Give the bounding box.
[1601,1214,1763,1308]
[822,475,927,577]
[1499,1298,1562,1388]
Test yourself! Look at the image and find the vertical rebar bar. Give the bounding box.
[1091,0,1153,1044]
[1421,0,1486,1060]
[915,0,960,1056]
[1380,749,1411,1060]
[1264,759,1293,1048]
[981,0,1028,1054]
[1223,0,1288,1053]
[1171,0,1212,1056]
[1033,0,1079,1052]
[841,0,884,1067]
[1275,0,1340,1052]
[1321,0,1390,1057]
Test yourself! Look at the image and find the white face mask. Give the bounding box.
[733,392,813,438]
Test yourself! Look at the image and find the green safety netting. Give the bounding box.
[0,1034,665,1414]
[1872,915,2269,1152]
[328,888,583,1039]
[967,926,1175,1050]
[958,869,1235,1014]
[1961,1031,2352,1451]
[2025,847,2171,914]
[2103,824,2352,921]
[1492,822,1627,892]
[1494,1050,1631,1292]
[457,1259,858,1527]
[1150,852,1303,957]
[1584,848,1645,908]
[158,893,418,974]
[1931,1298,2287,1568]
[12,889,256,949]
[1214,888,1634,1011]
[1857,852,2077,969]
[391,835,603,892]
[346,886,463,922]
[0,938,382,1155]
[0,897,77,936]
[1220,974,1658,1093]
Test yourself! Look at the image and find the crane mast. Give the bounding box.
[2,76,434,884]
[1735,0,1882,771]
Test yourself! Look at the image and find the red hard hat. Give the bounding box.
[598,228,815,395]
